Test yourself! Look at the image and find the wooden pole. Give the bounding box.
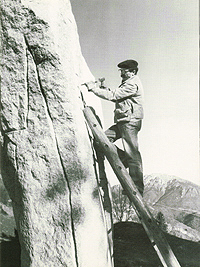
[83,106,181,267]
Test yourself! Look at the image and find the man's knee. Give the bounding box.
[105,124,120,143]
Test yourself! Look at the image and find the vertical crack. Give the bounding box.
[24,36,79,266]
[24,36,53,121]
[25,47,30,128]
[54,140,79,267]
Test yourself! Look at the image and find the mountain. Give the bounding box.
[144,173,200,210]
[111,173,200,242]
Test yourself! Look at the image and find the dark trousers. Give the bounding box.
[105,120,144,196]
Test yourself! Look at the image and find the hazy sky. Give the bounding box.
[71,0,199,185]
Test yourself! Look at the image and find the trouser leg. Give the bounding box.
[104,125,128,167]
[118,121,144,196]
[103,122,144,195]
[93,124,120,163]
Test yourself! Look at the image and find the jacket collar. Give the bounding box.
[121,75,136,85]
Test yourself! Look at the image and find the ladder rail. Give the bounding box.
[83,106,181,267]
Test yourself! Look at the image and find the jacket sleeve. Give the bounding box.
[91,82,138,102]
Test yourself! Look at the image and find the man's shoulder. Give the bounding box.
[128,76,144,94]
[125,75,141,85]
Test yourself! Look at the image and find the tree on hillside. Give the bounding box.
[111,185,137,222]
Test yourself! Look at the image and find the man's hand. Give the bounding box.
[83,81,96,91]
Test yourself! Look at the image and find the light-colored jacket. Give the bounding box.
[91,75,144,123]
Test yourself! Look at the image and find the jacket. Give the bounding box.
[91,75,144,123]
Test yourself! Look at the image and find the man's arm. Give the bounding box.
[85,81,138,102]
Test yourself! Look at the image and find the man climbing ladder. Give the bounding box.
[83,106,181,267]
[84,59,144,196]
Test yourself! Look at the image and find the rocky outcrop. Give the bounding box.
[1,0,113,266]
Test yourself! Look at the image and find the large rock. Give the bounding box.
[1,0,113,266]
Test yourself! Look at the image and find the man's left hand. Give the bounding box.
[84,81,96,91]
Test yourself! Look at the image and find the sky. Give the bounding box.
[71,0,199,185]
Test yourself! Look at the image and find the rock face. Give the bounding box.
[1,0,113,266]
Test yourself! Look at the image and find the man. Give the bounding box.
[85,59,144,196]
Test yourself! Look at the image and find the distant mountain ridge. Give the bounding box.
[144,173,200,208]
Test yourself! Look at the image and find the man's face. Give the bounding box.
[119,68,133,81]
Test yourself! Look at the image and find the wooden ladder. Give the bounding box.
[83,106,181,267]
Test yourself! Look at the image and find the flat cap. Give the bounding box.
[117,59,138,69]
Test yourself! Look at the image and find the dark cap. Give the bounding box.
[117,59,138,69]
